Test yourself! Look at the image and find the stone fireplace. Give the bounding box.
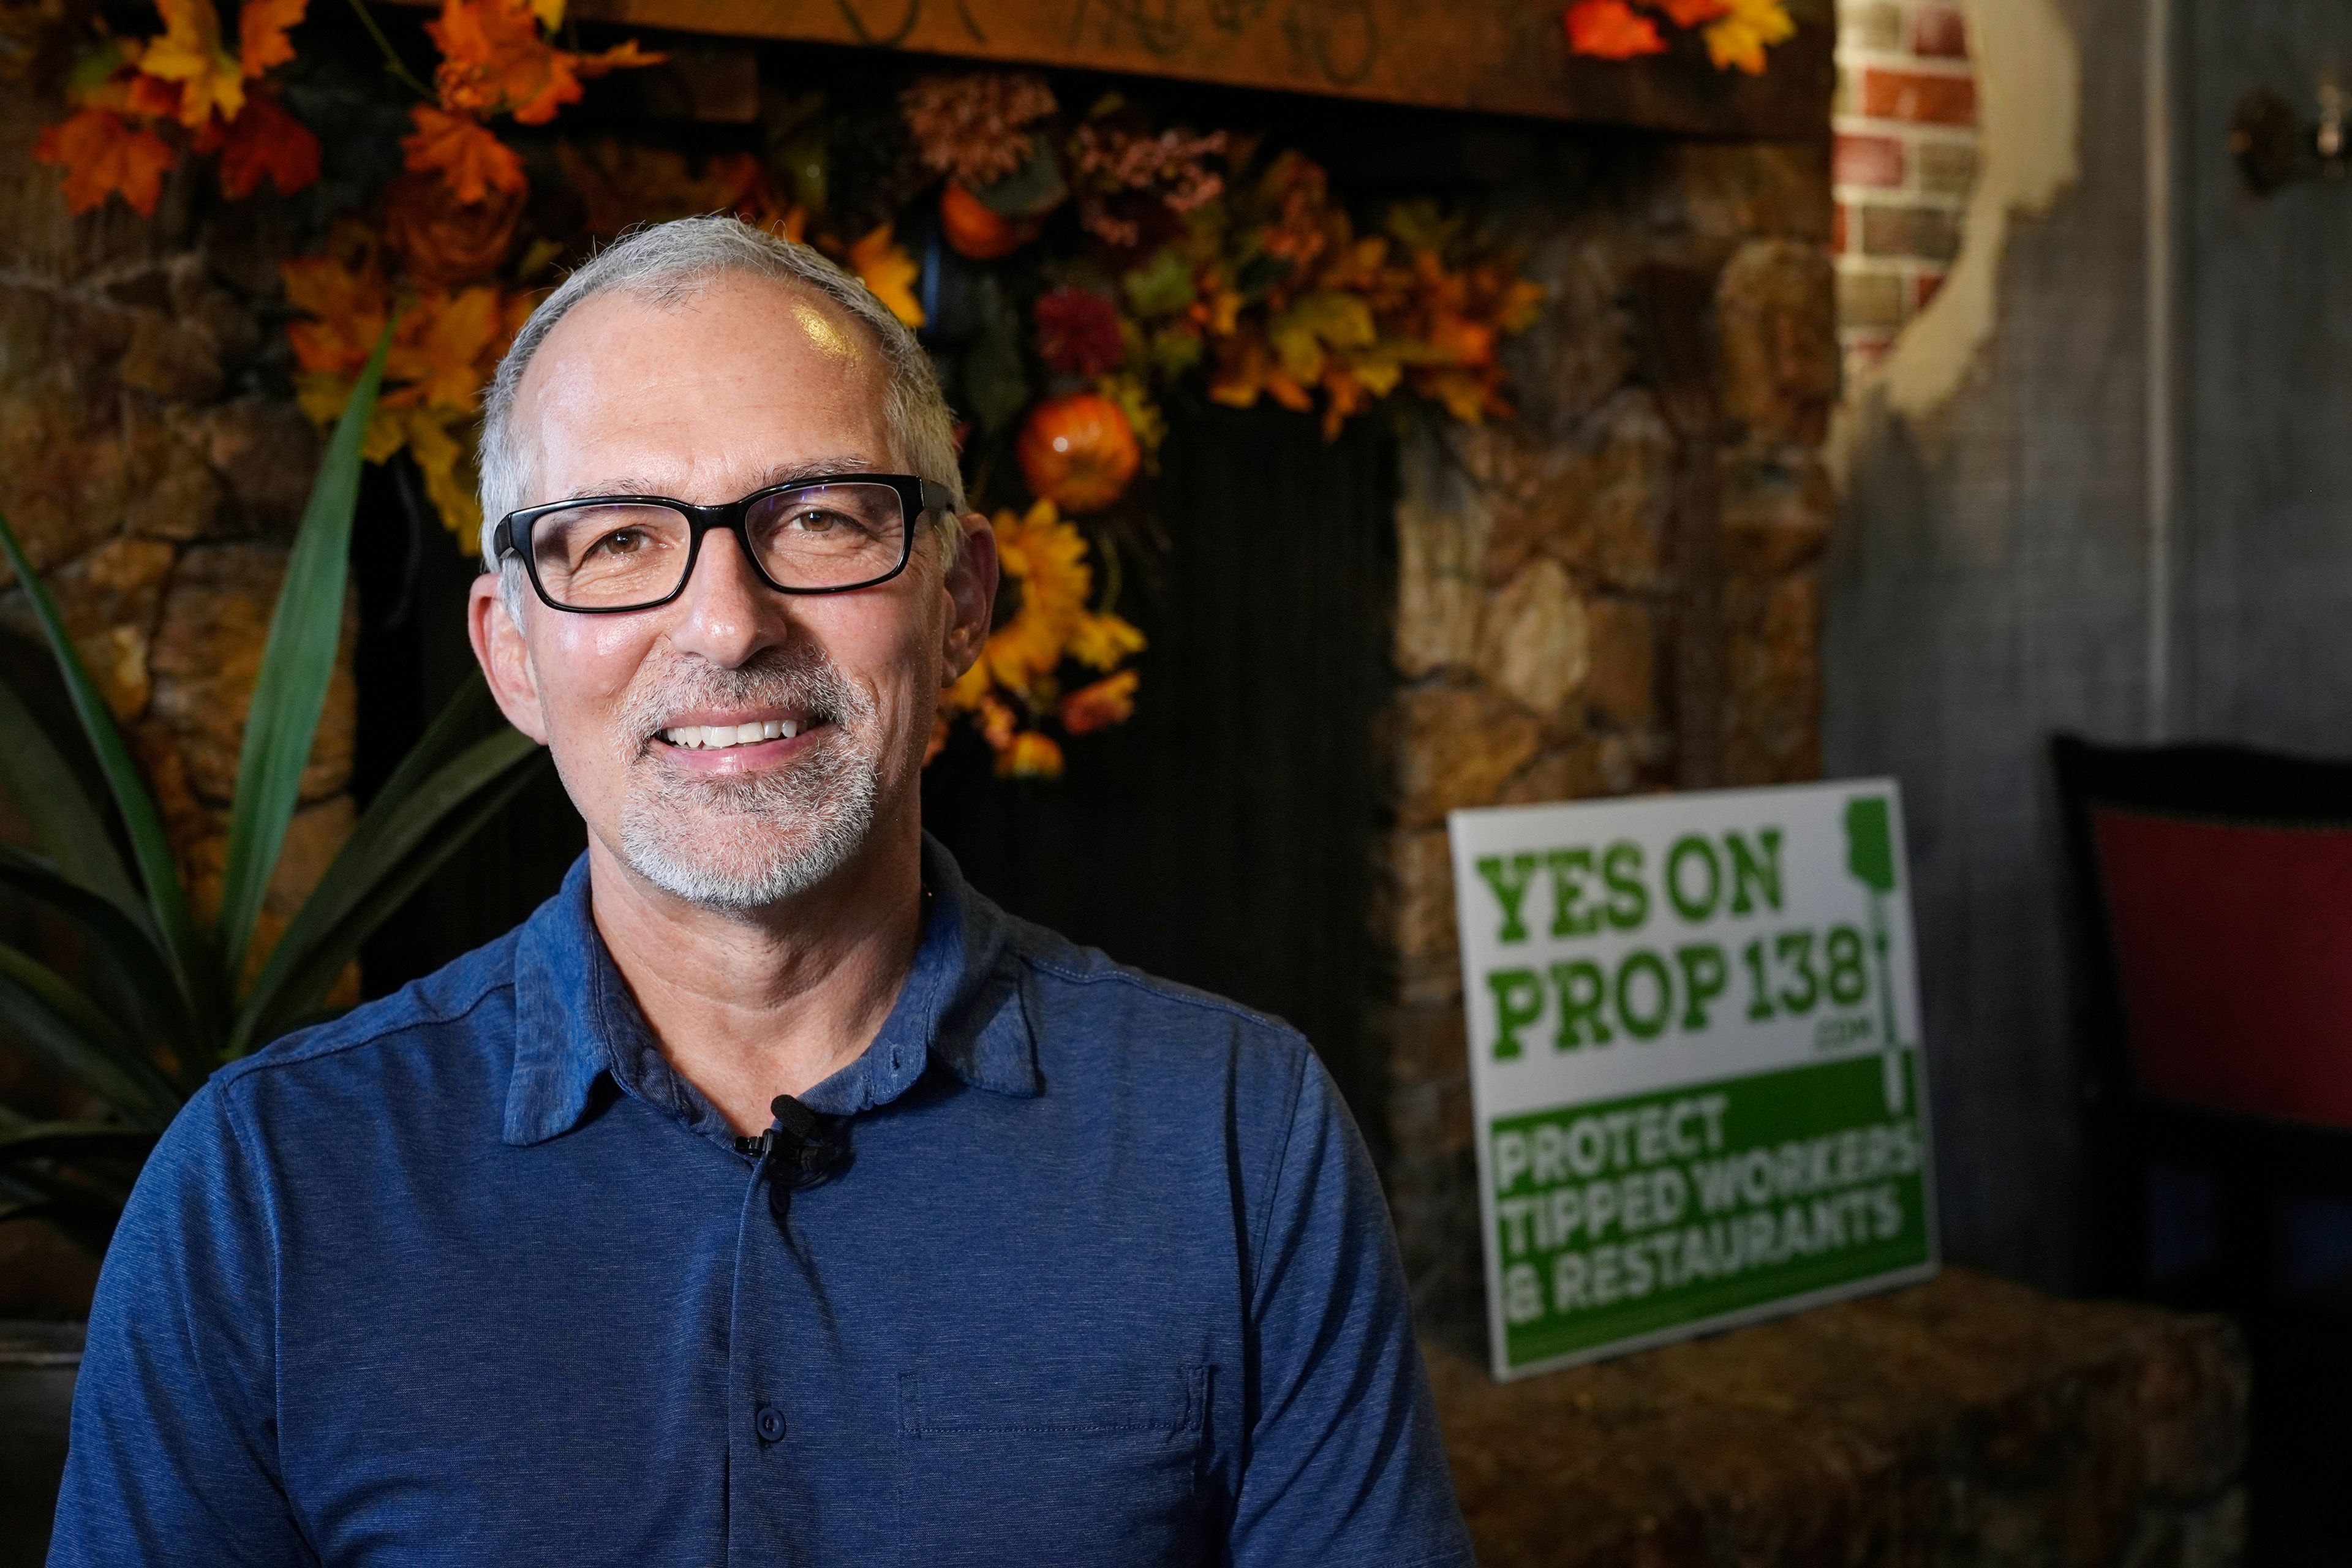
[1368,138,1838,1350]
[0,11,1841,1329]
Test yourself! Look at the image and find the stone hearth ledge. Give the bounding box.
[1427,1268,2247,1568]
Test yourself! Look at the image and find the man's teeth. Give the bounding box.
[662,718,802,750]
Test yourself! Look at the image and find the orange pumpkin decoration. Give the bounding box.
[939,181,1038,260]
[1017,393,1141,513]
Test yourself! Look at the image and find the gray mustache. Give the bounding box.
[617,646,870,745]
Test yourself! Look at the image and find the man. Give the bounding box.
[50,217,1473,1567]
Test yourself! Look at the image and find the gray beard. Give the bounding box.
[611,645,883,911]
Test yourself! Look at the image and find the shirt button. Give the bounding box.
[755,1404,786,1444]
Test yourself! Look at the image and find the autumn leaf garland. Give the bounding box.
[28,13,1550,781]
[36,0,318,215]
[1561,0,1797,74]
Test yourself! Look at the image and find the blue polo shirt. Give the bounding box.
[50,839,1472,1567]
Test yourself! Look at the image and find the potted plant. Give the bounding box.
[0,328,546,1549]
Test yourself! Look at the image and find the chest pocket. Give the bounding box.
[897,1360,1212,1567]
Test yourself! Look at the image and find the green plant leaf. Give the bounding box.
[0,510,202,1012]
[0,845,197,1076]
[338,670,505,828]
[230,673,533,1047]
[233,725,546,1053]
[217,322,396,988]
[0,670,139,914]
[0,940,181,1128]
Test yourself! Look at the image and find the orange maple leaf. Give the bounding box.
[33,108,177,216]
[208,92,320,198]
[124,74,187,121]
[238,0,307,76]
[134,0,246,127]
[283,222,393,377]
[429,0,660,125]
[402,104,526,203]
[1562,0,1668,58]
[389,286,513,413]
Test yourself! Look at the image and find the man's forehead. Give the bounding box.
[513,273,893,497]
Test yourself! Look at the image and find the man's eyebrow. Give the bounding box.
[558,456,892,503]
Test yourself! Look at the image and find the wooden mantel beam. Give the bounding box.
[544,0,1834,140]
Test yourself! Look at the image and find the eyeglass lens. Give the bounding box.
[527,483,910,608]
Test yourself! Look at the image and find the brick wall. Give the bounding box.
[1833,0,1980,380]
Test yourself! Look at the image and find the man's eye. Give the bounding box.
[788,509,848,533]
[588,528,646,557]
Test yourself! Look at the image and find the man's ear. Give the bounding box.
[468,573,552,745]
[940,510,998,686]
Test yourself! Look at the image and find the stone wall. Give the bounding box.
[0,74,342,1315]
[1372,140,1839,1348]
[0,81,345,953]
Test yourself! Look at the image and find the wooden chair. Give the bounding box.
[2052,734,2352,1303]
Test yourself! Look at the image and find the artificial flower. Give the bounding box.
[1059,671,1139,735]
[380,168,522,285]
[900,71,1056,188]
[1067,612,1145,673]
[998,731,1065,779]
[1034,288,1126,379]
[980,499,1095,692]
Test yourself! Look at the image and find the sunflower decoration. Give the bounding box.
[935,500,1145,779]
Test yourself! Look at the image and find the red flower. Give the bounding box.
[1564,0,1668,58]
[1034,288,1126,379]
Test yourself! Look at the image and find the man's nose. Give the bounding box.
[666,527,785,666]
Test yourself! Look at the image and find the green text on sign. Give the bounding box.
[1488,1051,1932,1370]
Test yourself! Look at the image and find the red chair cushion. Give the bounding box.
[2094,807,2352,1127]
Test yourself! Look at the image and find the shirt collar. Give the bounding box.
[503,834,1039,1148]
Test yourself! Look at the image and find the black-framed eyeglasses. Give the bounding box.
[491,473,957,614]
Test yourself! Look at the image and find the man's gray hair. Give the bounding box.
[475,216,965,581]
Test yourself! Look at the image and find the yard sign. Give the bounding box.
[1449,780,1938,1381]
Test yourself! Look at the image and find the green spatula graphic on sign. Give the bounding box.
[1843,796,1907,1115]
